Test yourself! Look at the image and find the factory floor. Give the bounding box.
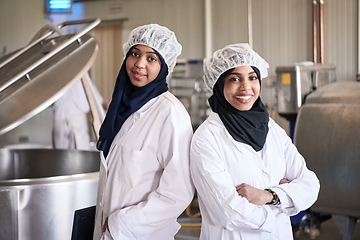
[175,212,360,240]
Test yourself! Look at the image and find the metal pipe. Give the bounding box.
[319,0,324,64]
[358,0,360,77]
[248,0,253,47]
[313,0,318,64]
[205,0,213,58]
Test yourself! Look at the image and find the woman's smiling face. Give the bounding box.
[223,65,260,111]
[126,44,162,87]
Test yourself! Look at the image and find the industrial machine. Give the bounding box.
[0,19,102,240]
[294,79,360,240]
[276,63,336,122]
[276,63,336,141]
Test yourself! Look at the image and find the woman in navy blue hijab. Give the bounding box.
[97,24,181,158]
[93,24,194,240]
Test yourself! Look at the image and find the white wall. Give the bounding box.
[0,0,47,54]
[76,0,205,59]
[1,0,358,80]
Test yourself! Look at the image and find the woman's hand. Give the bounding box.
[279,178,290,184]
[236,183,273,205]
[236,179,291,205]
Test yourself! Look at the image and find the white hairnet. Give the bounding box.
[123,23,182,73]
[203,43,269,93]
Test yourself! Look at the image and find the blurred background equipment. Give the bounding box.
[276,63,336,138]
[170,59,210,130]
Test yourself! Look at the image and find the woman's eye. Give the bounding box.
[229,77,239,82]
[249,76,258,81]
[148,56,157,62]
[131,52,139,57]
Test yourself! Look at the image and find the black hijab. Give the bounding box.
[208,66,269,151]
[96,46,169,158]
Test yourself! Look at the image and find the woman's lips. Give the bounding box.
[132,70,146,80]
[235,95,252,103]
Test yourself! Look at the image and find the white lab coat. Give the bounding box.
[52,79,103,150]
[93,91,195,240]
[190,111,320,240]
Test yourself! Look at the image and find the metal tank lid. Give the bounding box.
[304,79,360,104]
[0,19,100,135]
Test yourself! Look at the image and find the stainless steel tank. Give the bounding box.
[294,79,360,239]
[0,148,100,240]
[0,19,103,240]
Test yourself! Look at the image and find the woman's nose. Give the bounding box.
[135,57,146,68]
[240,81,250,90]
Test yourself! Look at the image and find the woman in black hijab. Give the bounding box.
[189,43,320,240]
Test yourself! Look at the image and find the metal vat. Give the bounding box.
[294,79,360,239]
[0,19,103,240]
[0,148,100,240]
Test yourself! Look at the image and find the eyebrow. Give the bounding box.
[229,71,256,76]
[133,47,157,55]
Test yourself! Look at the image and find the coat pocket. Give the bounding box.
[111,145,160,188]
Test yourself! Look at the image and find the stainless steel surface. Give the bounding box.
[0,19,100,135]
[294,80,360,238]
[0,148,100,240]
[302,79,360,104]
[0,19,102,240]
[276,64,336,119]
[0,19,100,80]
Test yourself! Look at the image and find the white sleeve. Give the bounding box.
[271,129,320,216]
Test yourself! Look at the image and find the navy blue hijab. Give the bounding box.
[208,66,269,152]
[97,46,169,158]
